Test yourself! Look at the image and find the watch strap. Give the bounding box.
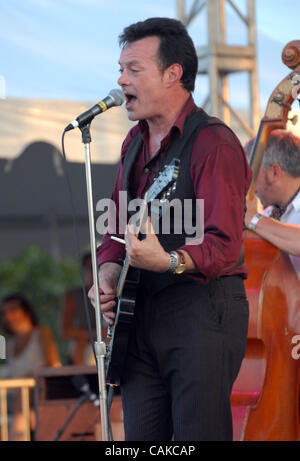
[167,251,179,272]
[248,213,263,231]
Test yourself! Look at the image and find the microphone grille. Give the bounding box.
[109,88,125,106]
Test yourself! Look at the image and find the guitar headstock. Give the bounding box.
[126,159,180,238]
[147,158,180,203]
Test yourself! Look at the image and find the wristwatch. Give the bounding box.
[168,250,187,275]
[168,251,179,272]
[248,213,263,231]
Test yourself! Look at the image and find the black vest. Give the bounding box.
[122,108,243,294]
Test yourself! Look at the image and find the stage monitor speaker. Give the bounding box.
[34,365,124,441]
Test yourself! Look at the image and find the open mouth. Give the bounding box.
[125,93,137,109]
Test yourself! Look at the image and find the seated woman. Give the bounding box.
[0,294,60,440]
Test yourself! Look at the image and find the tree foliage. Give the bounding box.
[0,245,81,363]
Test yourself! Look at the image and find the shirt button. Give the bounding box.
[144,167,149,173]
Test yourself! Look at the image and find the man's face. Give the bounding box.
[117,36,167,121]
[255,165,278,208]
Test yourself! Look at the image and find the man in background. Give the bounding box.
[245,129,300,275]
[62,252,96,365]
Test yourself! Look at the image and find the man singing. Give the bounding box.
[89,17,252,441]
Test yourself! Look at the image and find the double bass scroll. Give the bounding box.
[248,40,300,198]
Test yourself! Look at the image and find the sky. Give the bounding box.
[1,0,300,109]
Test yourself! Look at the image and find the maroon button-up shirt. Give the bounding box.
[97,95,252,283]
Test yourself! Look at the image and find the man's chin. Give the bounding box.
[255,193,267,209]
[126,110,139,121]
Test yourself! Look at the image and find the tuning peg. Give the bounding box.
[160,192,167,203]
[289,114,298,125]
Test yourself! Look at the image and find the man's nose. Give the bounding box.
[118,70,130,87]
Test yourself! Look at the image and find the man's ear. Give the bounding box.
[270,163,283,182]
[163,63,183,87]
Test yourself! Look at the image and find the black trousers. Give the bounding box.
[120,275,249,441]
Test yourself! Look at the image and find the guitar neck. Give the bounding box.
[114,162,179,299]
[116,254,130,297]
[116,192,149,297]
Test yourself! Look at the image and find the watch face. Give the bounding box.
[174,265,186,275]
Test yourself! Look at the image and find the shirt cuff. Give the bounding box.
[97,237,126,267]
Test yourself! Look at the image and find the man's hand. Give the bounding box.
[245,195,260,228]
[88,262,122,325]
[125,217,170,272]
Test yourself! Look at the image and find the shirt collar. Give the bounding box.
[138,94,196,142]
[291,189,300,211]
[281,189,300,219]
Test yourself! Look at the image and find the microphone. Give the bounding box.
[65,88,125,132]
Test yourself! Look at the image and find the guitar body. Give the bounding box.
[104,159,180,387]
[106,267,140,386]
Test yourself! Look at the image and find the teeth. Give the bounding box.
[125,95,137,107]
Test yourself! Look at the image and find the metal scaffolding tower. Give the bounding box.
[177,0,260,137]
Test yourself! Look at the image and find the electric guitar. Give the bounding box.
[105,159,180,386]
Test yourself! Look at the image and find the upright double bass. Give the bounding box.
[231,41,300,441]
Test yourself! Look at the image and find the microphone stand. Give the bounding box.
[53,393,90,441]
[79,124,110,441]
[53,379,99,441]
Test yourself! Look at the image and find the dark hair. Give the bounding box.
[119,17,198,92]
[1,294,39,334]
[244,129,300,177]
